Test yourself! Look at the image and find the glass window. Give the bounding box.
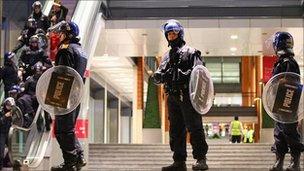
[206,63,222,83]
[107,92,119,143]
[120,102,132,143]
[206,62,240,84]
[223,63,240,83]
[213,93,242,106]
[90,79,105,143]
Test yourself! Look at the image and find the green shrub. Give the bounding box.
[262,104,274,128]
[143,77,161,128]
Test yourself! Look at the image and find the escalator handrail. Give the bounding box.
[11,105,44,132]
[23,126,52,167]
[7,105,50,167]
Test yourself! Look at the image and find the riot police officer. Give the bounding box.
[19,35,52,81]
[12,18,37,53]
[50,21,87,171]
[0,97,14,170]
[50,0,68,25]
[14,85,35,128]
[0,52,19,98]
[24,63,52,131]
[269,32,303,171]
[152,19,208,171]
[28,1,50,32]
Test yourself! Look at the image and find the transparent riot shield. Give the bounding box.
[189,65,214,115]
[11,106,24,128]
[262,72,304,123]
[36,66,84,115]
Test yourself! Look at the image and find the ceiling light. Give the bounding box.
[230,47,237,52]
[230,35,238,39]
[231,53,235,56]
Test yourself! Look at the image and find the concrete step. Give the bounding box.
[88,143,304,170]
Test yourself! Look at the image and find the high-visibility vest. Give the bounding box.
[231,120,242,136]
[247,129,254,143]
[243,129,248,142]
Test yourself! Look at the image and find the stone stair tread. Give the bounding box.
[88,143,303,170]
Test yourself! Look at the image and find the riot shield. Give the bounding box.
[11,106,23,127]
[36,66,84,115]
[36,33,48,49]
[262,72,304,123]
[189,65,214,115]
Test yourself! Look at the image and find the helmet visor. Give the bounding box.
[162,20,182,34]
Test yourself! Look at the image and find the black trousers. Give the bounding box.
[231,135,241,143]
[167,94,208,162]
[272,122,304,156]
[0,130,9,168]
[54,105,84,163]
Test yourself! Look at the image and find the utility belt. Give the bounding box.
[165,83,189,95]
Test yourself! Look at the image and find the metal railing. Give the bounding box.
[7,105,52,168]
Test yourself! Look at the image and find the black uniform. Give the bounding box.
[50,5,68,25]
[54,39,87,165]
[24,72,52,131]
[28,11,50,33]
[12,28,36,53]
[0,60,19,98]
[16,93,35,128]
[0,107,12,169]
[152,39,208,162]
[271,54,304,156]
[19,47,52,81]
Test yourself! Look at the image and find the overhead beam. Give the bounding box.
[101,6,304,20]
[107,0,302,8]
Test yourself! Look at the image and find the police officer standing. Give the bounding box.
[28,1,50,32]
[0,97,14,170]
[12,18,37,53]
[152,19,208,171]
[269,32,303,171]
[50,0,68,25]
[0,52,19,98]
[50,21,87,171]
[19,35,52,81]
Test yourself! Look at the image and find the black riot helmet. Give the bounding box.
[3,97,15,110]
[32,1,42,9]
[29,35,39,50]
[273,32,294,53]
[4,52,15,63]
[27,18,37,29]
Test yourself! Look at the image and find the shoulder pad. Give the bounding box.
[282,58,290,63]
[187,46,196,54]
[60,44,69,49]
[162,52,170,61]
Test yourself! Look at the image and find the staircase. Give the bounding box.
[88,143,304,171]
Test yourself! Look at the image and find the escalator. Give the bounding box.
[2,0,101,169]
[4,0,83,170]
[8,106,52,169]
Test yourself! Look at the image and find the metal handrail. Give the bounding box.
[7,105,51,168]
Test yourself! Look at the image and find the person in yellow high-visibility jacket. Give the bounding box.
[242,125,248,143]
[229,116,243,143]
[243,125,255,143]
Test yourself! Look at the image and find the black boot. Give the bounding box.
[269,154,284,171]
[286,153,301,171]
[76,156,87,171]
[51,162,77,171]
[161,161,187,171]
[192,157,208,170]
